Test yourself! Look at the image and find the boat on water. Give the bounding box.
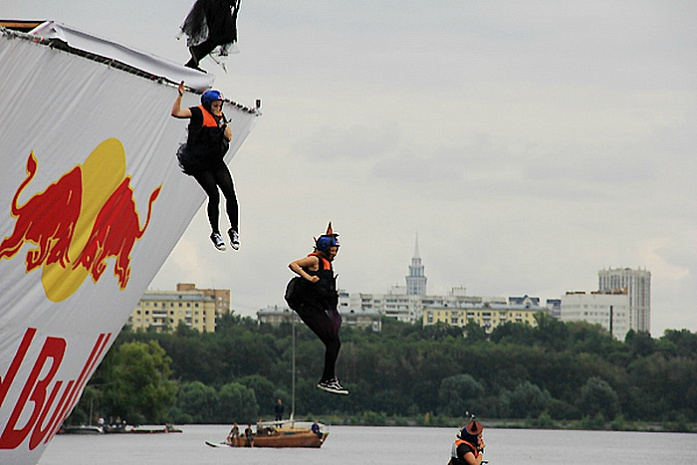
[58,425,105,435]
[128,425,183,434]
[206,318,328,449]
[207,421,328,449]
[57,424,182,435]
[0,20,259,465]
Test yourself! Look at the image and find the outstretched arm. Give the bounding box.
[171,81,192,118]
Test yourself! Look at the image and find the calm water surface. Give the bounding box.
[40,425,697,465]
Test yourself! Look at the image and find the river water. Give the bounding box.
[40,424,697,465]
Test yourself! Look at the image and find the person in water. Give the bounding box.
[179,0,241,70]
[286,223,348,395]
[448,419,486,465]
[171,81,240,251]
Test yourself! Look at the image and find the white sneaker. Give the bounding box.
[210,232,226,251]
[317,378,349,395]
[228,229,239,250]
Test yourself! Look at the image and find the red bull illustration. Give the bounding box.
[0,138,161,302]
[74,177,161,289]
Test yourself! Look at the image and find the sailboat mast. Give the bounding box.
[291,313,296,422]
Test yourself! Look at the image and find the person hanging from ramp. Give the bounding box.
[286,223,348,395]
[171,81,240,251]
[179,0,241,70]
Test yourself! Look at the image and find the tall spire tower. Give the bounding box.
[406,234,427,295]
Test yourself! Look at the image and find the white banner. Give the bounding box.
[0,29,258,464]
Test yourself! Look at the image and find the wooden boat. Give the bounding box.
[207,422,328,448]
[207,319,329,449]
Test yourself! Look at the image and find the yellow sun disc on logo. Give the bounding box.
[42,138,126,302]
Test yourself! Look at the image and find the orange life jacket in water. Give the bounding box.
[450,438,480,464]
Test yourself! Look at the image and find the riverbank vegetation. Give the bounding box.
[68,313,697,432]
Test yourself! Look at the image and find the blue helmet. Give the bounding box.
[315,235,340,253]
[315,222,340,253]
[201,89,224,111]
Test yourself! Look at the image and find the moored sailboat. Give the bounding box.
[206,315,329,448]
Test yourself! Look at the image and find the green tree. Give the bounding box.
[501,381,551,419]
[100,340,177,424]
[438,374,485,416]
[177,381,219,423]
[658,329,697,358]
[216,382,259,424]
[490,321,536,346]
[237,374,278,417]
[625,330,656,357]
[579,376,619,420]
[463,321,488,343]
[68,385,102,425]
[534,312,570,351]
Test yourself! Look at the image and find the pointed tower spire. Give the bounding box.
[406,233,427,296]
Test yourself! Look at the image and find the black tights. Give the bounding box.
[193,164,238,234]
[185,39,218,68]
[320,336,341,382]
[297,305,342,381]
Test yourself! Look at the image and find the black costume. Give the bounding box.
[176,105,238,234]
[285,253,342,383]
[180,0,241,69]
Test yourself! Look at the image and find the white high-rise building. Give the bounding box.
[406,234,427,296]
[561,290,630,340]
[598,267,651,332]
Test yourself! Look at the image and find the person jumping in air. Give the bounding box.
[286,223,348,395]
[171,81,240,251]
[179,0,241,70]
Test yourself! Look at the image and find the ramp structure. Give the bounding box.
[0,21,259,464]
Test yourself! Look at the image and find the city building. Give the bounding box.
[337,241,511,326]
[129,288,217,332]
[406,234,427,296]
[598,267,651,332]
[176,282,230,317]
[340,287,506,324]
[560,289,630,340]
[546,299,562,319]
[257,305,382,332]
[422,295,546,333]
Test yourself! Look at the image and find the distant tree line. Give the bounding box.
[68,313,697,431]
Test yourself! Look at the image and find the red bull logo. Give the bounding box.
[0,138,161,301]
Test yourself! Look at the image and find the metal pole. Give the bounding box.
[291,314,296,423]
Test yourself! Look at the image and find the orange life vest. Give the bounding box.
[452,439,479,459]
[197,105,219,128]
[308,252,331,271]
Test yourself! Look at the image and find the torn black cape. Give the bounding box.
[180,0,241,51]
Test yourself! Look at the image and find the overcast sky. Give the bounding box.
[5,1,696,336]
